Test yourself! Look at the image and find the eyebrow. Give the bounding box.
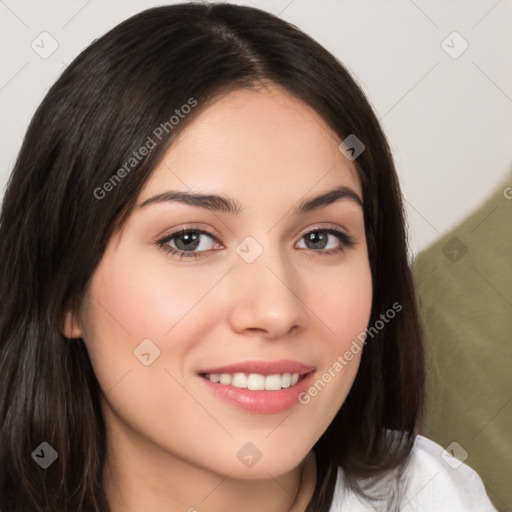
[137,185,363,215]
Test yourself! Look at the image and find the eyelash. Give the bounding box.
[156,225,355,260]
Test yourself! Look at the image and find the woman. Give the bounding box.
[0,3,496,511]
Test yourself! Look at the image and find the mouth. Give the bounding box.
[200,371,307,390]
[197,360,315,414]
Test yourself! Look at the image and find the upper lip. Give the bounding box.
[197,359,315,376]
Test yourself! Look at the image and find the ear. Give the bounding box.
[62,305,84,339]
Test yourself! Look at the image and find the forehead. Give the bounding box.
[141,84,361,203]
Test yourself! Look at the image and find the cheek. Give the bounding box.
[83,251,217,344]
[80,248,233,396]
[309,254,373,346]
[295,257,372,429]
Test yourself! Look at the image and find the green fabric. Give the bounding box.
[414,171,512,512]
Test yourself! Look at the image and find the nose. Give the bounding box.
[227,243,305,340]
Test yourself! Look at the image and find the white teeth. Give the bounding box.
[219,373,232,385]
[281,373,291,388]
[265,374,282,390]
[231,373,247,388]
[204,372,302,390]
[247,373,265,390]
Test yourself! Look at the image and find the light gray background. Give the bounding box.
[1,0,511,255]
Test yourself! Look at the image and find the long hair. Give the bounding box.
[0,3,424,511]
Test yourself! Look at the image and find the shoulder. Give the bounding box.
[329,434,497,511]
[401,435,497,511]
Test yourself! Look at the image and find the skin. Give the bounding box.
[64,83,373,512]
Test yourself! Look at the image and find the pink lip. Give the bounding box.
[197,359,315,376]
[197,359,316,414]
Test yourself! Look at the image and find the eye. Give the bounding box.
[296,228,354,254]
[156,226,355,261]
[156,228,220,259]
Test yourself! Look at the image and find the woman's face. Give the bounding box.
[70,84,372,482]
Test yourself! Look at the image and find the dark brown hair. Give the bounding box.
[0,3,424,511]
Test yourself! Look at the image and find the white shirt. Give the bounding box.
[328,435,497,511]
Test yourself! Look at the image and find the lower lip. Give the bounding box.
[199,372,315,414]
